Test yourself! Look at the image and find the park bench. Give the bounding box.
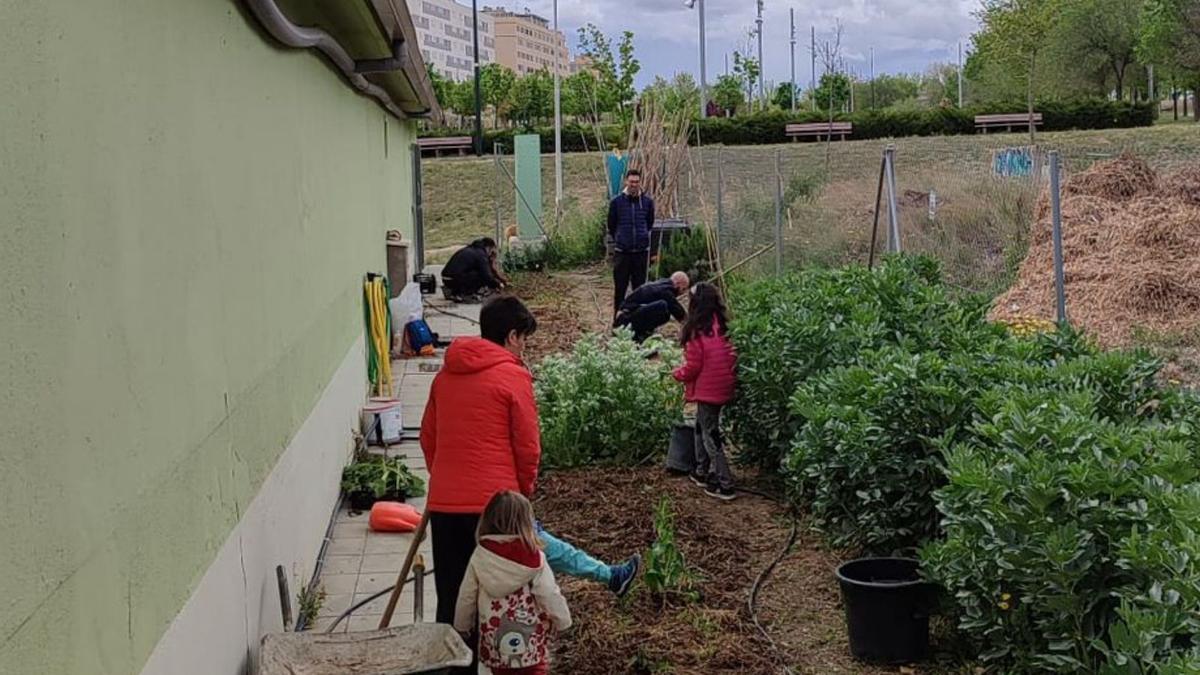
[417,136,473,157]
[785,122,853,142]
[975,113,1043,133]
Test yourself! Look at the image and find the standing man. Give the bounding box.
[607,169,656,312]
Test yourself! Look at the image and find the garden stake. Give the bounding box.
[378,508,430,629]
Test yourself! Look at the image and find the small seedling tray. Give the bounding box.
[261,624,472,675]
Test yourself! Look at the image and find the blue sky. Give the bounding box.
[504,0,980,89]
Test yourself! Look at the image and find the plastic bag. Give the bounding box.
[389,282,423,330]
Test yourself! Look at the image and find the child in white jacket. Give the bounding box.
[454,491,571,675]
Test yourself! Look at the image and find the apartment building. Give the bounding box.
[484,7,570,76]
[407,0,495,81]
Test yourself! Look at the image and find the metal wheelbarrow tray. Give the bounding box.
[260,624,472,675]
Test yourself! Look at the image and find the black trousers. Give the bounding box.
[612,250,649,311]
[613,300,671,343]
[430,511,480,673]
[442,271,486,298]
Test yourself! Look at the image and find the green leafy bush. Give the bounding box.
[341,455,426,506]
[922,388,1200,673]
[652,224,714,282]
[534,331,683,467]
[544,202,607,269]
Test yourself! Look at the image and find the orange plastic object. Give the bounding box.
[369,502,422,532]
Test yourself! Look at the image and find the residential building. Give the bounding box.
[571,54,597,76]
[485,7,570,76]
[0,2,437,674]
[407,0,495,81]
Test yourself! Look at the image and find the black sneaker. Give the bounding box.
[689,473,708,488]
[704,485,737,501]
[607,553,642,597]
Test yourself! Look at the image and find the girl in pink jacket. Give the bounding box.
[672,282,738,501]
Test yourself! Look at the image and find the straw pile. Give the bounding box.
[627,98,692,218]
[993,155,1200,346]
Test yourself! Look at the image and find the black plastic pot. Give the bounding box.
[835,557,936,664]
[347,490,409,512]
[665,423,695,473]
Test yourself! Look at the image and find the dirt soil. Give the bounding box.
[536,467,951,674]
[508,266,612,364]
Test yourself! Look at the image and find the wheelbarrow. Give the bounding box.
[260,623,472,675]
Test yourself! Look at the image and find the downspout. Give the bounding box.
[244,0,431,118]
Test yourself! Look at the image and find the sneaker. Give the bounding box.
[607,553,642,598]
[689,473,708,488]
[704,485,737,501]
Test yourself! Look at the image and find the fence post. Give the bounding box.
[715,146,724,252]
[774,148,783,275]
[493,145,502,247]
[884,144,901,253]
[1049,150,1067,324]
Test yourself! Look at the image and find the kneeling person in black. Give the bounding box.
[441,238,505,301]
[613,272,689,342]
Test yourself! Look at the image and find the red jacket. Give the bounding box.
[420,338,541,513]
[672,320,737,405]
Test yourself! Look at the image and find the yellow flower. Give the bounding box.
[998,601,1010,610]
[1001,593,1012,601]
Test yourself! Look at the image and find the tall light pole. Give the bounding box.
[869,47,875,109]
[755,0,765,105]
[810,26,816,111]
[553,0,562,206]
[471,0,483,156]
[685,0,708,118]
[789,8,796,112]
[955,40,964,106]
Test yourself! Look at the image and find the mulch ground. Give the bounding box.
[535,467,911,675]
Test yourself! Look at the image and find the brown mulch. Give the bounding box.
[508,267,612,364]
[993,155,1200,381]
[535,467,908,675]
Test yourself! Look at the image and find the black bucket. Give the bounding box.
[835,557,935,664]
[665,423,695,473]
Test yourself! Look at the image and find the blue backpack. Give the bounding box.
[405,319,435,352]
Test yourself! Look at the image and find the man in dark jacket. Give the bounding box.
[441,238,505,301]
[613,272,689,342]
[607,169,655,312]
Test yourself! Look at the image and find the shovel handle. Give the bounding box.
[378,508,431,629]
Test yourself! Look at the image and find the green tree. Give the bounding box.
[427,64,453,112]
[813,72,851,111]
[733,51,761,111]
[479,63,516,128]
[711,74,745,115]
[919,63,962,106]
[562,71,601,121]
[771,81,801,110]
[1139,0,1200,97]
[1058,0,1144,99]
[973,0,1063,140]
[856,73,922,109]
[642,73,700,115]
[577,24,641,121]
[508,69,554,128]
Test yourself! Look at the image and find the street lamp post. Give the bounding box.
[553,0,562,206]
[685,0,708,118]
[756,0,765,105]
[471,0,483,156]
[789,8,796,112]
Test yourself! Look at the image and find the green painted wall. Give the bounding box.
[0,1,416,673]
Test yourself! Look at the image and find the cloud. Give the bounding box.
[496,0,980,87]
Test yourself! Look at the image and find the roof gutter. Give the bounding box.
[244,0,430,119]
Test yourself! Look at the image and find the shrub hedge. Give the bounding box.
[725,255,1200,671]
[421,100,1155,153]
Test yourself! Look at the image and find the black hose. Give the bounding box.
[324,569,435,633]
[747,514,799,675]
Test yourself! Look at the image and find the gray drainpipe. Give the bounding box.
[244,0,430,118]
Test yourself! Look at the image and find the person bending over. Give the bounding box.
[613,271,689,343]
[441,237,505,302]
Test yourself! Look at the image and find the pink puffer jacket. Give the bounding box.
[672,320,737,405]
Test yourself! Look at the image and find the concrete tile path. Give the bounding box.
[311,279,481,634]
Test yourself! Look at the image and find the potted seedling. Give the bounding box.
[340,456,426,511]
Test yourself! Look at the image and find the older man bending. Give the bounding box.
[612,271,689,343]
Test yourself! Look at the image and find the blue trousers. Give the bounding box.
[536,521,611,584]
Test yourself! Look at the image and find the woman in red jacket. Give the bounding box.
[672,282,738,501]
[421,296,640,636]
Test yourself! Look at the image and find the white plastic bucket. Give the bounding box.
[363,398,403,444]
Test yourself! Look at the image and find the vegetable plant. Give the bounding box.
[643,496,698,602]
[341,455,426,508]
[534,330,683,467]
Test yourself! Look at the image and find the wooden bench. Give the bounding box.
[417,136,473,157]
[786,122,853,142]
[975,113,1043,134]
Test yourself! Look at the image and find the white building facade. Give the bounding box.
[407,0,495,81]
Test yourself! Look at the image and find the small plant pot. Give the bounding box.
[347,490,409,512]
[665,423,695,473]
[835,557,937,664]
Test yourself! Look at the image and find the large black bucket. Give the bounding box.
[665,423,695,473]
[835,557,935,664]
